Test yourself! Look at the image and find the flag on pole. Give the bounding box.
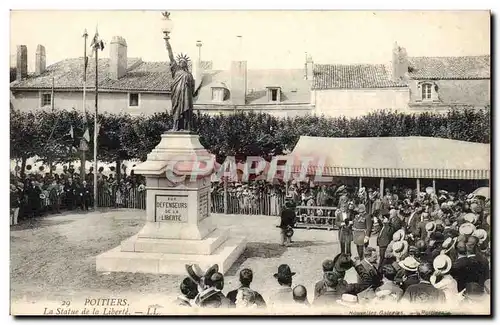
[68,125,74,139]
[83,128,90,142]
[90,28,105,52]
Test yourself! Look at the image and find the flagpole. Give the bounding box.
[81,29,88,180]
[51,77,55,112]
[93,40,99,210]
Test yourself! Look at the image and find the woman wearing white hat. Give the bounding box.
[431,255,459,302]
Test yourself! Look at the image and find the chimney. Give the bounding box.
[391,42,409,82]
[305,53,314,80]
[109,36,128,80]
[230,36,247,105]
[16,45,28,81]
[35,44,46,75]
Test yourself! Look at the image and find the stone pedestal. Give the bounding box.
[96,132,246,274]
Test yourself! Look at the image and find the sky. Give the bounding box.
[10,10,490,71]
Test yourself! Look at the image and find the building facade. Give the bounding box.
[10,39,490,118]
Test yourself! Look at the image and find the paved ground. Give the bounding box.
[10,209,488,315]
[10,209,369,311]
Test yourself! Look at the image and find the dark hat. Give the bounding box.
[322,259,335,272]
[430,231,445,242]
[333,253,354,273]
[207,272,224,288]
[415,239,427,252]
[210,272,224,282]
[435,223,445,234]
[408,246,419,256]
[274,264,296,279]
[185,264,204,284]
[204,264,219,280]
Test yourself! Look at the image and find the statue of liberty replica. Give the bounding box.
[162,12,202,132]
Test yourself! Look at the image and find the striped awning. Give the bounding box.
[287,136,490,180]
[290,165,489,180]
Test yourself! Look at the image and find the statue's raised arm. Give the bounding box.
[164,37,176,71]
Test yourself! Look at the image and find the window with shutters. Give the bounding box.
[211,87,225,102]
[128,93,140,107]
[40,93,52,107]
[421,83,432,100]
[267,87,281,102]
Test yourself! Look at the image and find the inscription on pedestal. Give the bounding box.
[155,195,188,222]
[198,190,209,221]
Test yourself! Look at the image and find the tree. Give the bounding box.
[10,109,40,177]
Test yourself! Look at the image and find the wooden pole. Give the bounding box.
[223,176,228,214]
[416,179,421,194]
[51,77,55,111]
[93,45,98,210]
[380,178,384,197]
[81,29,88,180]
[359,177,362,189]
[432,179,436,194]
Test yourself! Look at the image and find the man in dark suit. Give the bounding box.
[465,236,490,290]
[401,262,446,304]
[26,180,42,218]
[279,198,296,246]
[173,277,199,307]
[314,259,334,300]
[389,208,404,233]
[226,268,266,308]
[336,205,354,255]
[193,265,235,308]
[449,240,470,292]
[64,178,76,211]
[352,204,373,258]
[352,246,382,291]
[406,203,423,244]
[377,213,394,266]
[313,270,365,306]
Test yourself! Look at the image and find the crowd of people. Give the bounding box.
[9,166,146,225]
[173,185,490,311]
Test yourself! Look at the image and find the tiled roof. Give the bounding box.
[312,64,406,90]
[10,58,174,93]
[196,69,311,105]
[408,55,490,80]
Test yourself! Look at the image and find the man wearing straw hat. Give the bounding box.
[401,262,445,304]
[441,236,458,260]
[397,256,420,291]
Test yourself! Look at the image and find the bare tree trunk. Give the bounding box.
[20,156,27,179]
[116,160,122,183]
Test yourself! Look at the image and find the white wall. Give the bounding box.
[312,88,410,117]
[11,90,172,116]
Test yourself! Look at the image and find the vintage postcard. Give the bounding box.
[9,10,491,316]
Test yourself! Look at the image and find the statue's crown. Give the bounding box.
[176,53,191,62]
